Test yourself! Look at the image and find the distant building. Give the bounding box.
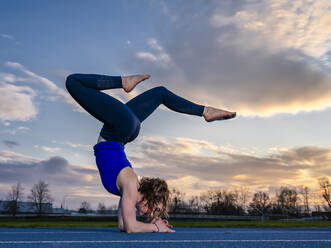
[52,207,68,215]
[0,201,53,214]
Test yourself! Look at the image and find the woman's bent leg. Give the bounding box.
[65,74,139,143]
[126,86,205,123]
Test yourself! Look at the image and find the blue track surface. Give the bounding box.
[0,227,331,247]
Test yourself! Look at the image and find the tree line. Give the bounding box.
[168,177,331,217]
[1,177,330,217]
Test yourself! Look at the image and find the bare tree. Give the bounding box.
[200,190,214,209]
[97,202,106,214]
[28,180,53,216]
[234,186,250,213]
[5,182,24,216]
[298,185,310,215]
[201,189,244,215]
[186,195,200,213]
[168,188,185,213]
[310,190,323,212]
[107,203,118,211]
[318,177,331,209]
[106,203,118,214]
[275,186,299,216]
[248,191,271,216]
[79,201,92,214]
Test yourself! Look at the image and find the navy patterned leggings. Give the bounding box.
[65,74,205,145]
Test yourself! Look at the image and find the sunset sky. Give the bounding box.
[0,0,330,210]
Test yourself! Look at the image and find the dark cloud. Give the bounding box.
[73,167,99,175]
[3,140,19,148]
[0,154,100,194]
[39,156,69,174]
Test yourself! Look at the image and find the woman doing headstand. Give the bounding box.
[65,73,236,233]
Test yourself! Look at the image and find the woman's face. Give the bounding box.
[137,199,163,218]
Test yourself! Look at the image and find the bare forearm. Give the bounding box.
[125,220,158,233]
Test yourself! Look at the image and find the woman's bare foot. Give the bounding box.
[122,74,150,93]
[203,106,236,122]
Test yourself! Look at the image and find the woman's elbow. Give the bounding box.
[122,223,136,233]
[118,223,125,232]
[124,226,134,233]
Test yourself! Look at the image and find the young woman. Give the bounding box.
[65,73,236,233]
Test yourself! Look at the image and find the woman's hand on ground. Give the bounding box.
[151,217,173,228]
[153,218,175,232]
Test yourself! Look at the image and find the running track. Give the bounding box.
[0,227,330,247]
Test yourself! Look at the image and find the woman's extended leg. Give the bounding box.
[126,86,236,123]
[126,86,204,123]
[65,73,147,143]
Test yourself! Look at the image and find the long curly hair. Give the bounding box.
[139,177,170,219]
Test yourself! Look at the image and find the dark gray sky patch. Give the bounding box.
[0,160,37,183]
[38,156,69,174]
[73,167,98,174]
[3,140,19,148]
[0,153,99,193]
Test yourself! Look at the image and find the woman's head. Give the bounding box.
[138,177,170,219]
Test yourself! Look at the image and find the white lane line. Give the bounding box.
[0,240,330,243]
